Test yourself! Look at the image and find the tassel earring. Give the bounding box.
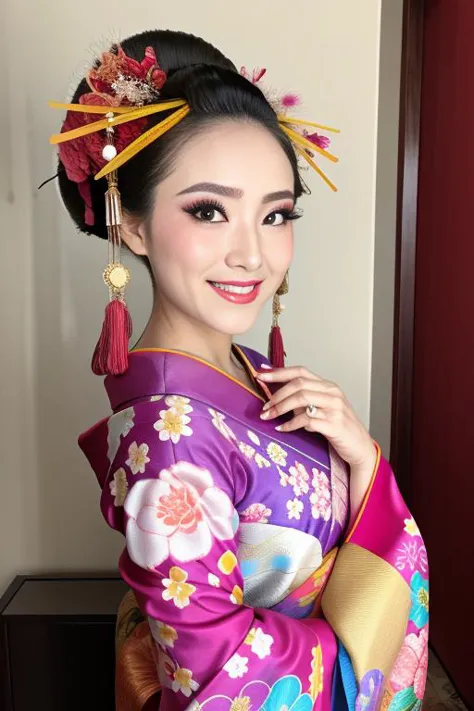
[91,113,132,376]
[268,271,289,368]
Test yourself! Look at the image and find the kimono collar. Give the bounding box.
[104,345,272,415]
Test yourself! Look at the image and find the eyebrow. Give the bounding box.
[176,182,294,204]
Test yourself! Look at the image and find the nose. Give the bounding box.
[225,223,263,272]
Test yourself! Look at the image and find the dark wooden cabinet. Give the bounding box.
[0,574,128,711]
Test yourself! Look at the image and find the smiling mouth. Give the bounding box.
[210,281,256,294]
[208,280,262,304]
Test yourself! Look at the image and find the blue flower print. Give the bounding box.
[388,686,422,711]
[409,571,429,629]
[261,675,314,711]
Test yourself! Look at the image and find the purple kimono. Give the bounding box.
[79,346,429,711]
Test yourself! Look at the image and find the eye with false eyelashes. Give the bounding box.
[182,199,303,225]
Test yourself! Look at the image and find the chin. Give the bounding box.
[205,313,260,337]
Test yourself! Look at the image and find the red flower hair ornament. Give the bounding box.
[49,47,339,377]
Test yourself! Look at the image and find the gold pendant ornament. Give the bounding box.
[103,263,131,292]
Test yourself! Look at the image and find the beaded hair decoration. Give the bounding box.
[49,45,339,376]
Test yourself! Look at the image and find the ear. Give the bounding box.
[120,212,148,257]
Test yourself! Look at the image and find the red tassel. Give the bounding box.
[269,325,285,368]
[91,299,133,376]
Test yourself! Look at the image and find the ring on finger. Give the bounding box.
[306,403,319,418]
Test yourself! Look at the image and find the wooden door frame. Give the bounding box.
[390,0,425,501]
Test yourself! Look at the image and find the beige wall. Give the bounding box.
[370,0,404,455]
[0,0,402,594]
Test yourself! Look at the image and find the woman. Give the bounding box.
[51,29,429,711]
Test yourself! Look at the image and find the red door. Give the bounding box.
[410,1,474,706]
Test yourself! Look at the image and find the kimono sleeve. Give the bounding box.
[107,404,334,706]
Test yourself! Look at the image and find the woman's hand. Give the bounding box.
[257,365,376,473]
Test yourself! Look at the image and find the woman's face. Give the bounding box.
[130,120,297,337]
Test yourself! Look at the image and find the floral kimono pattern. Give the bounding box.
[79,346,429,711]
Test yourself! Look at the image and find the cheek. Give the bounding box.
[267,230,294,273]
[147,212,217,275]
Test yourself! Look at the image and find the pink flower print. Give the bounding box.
[396,541,428,574]
[288,461,310,497]
[277,466,290,488]
[241,503,272,524]
[312,468,330,495]
[124,461,235,569]
[390,626,429,700]
[310,489,331,521]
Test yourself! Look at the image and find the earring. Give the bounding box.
[91,114,133,376]
[268,271,289,368]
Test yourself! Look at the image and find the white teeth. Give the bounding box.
[211,282,256,294]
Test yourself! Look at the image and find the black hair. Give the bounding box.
[58,29,305,243]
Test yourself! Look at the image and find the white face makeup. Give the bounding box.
[127,120,299,338]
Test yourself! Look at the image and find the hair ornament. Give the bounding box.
[48,46,340,376]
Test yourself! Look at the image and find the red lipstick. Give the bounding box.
[208,280,262,304]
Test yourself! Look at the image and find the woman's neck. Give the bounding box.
[133,308,252,388]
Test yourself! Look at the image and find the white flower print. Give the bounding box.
[267,442,288,466]
[245,627,274,660]
[288,461,310,497]
[172,667,200,697]
[109,468,128,506]
[255,453,271,469]
[150,395,163,402]
[148,618,178,649]
[247,430,261,446]
[125,462,235,569]
[239,442,256,460]
[126,442,150,475]
[208,408,237,442]
[224,653,249,679]
[287,497,304,520]
[154,406,192,444]
[107,407,135,463]
[208,573,220,587]
[165,395,193,415]
[277,466,290,487]
[241,503,272,524]
[396,540,428,573]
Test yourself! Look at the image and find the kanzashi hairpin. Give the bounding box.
[49,46,340,375]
